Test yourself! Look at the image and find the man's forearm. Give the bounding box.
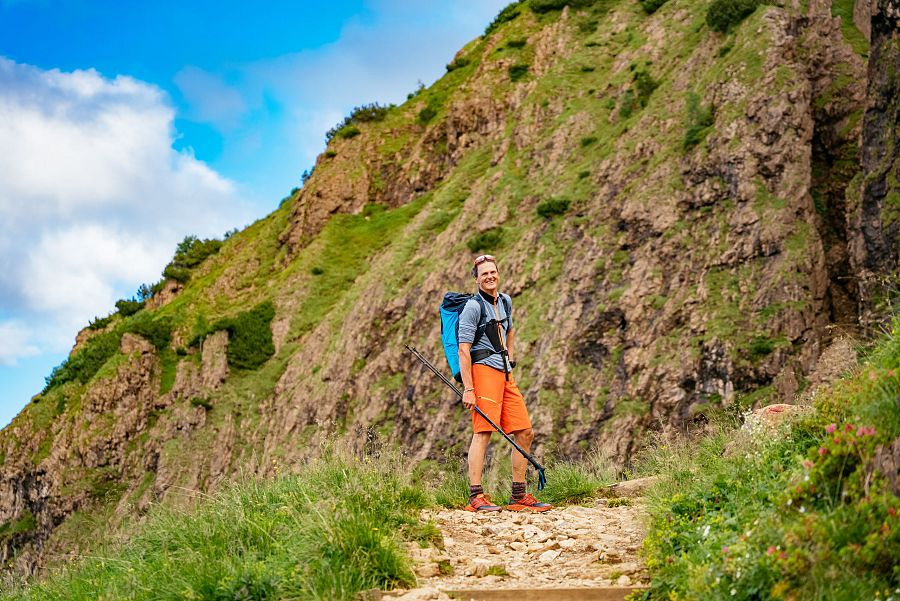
[506,330,515,364]
[458,345,474,390]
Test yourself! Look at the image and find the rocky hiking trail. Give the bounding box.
[381,478,657,601]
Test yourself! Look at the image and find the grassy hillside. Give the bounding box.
[638,321,900,599]
[0,0,877,580]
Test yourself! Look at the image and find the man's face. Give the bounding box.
[476,261,500,295]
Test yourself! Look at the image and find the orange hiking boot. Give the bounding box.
[506,493,552,512]
[464,493,502,512]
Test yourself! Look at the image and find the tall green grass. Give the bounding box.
[638,321,900,600]
[3,452,431,601]
[431,447,616,508]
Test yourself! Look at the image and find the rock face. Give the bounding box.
[849,0,900,325]
[0,0,895,575]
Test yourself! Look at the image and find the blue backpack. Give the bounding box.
[439,292,510,382]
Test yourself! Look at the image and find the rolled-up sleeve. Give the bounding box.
[457,300,480,344]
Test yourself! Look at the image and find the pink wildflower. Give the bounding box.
[818,447,828,456]
[722,546,729,554]
[802,460,814,470]
[825,423,837,434]
[845,424,854,433]
[767,546,776,555]
[779,551,788,560]
[869,370,878,381]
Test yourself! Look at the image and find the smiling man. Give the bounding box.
[457,254,552,513]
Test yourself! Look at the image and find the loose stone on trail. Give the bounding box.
[392,496,649,597]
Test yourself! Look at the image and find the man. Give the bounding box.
[458,254,552,513]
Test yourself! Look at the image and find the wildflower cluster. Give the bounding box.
[789,422,882,509]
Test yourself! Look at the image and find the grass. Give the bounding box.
[637,316,900,600]
[3,451,431,601]
[831,0,869,57]
[6,444,615,599]
[431,447,616,508]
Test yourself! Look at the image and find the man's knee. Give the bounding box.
[514,428,534,443]
[471,431,492,448]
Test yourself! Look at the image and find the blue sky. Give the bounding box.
[0,0,508,427]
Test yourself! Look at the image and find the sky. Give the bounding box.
[0,0,509,428]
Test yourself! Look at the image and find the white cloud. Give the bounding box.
[0,320,39,365]
[0,57,254,365]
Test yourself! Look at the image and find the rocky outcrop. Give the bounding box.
[849,0,900,325]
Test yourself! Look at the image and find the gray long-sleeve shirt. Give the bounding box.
[458,290,513,373]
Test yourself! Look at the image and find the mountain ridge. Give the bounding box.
[1,0,897,577]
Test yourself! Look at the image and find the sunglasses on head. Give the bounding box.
[471,254,497,278]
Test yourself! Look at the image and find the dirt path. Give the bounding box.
[385,483,653,601]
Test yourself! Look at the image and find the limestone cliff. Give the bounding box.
[1,0,896,575]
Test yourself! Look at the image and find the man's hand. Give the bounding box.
[462,389,477,411]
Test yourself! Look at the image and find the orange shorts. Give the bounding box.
[471,363,532,434]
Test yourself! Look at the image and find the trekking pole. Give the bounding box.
[404,345,547,490]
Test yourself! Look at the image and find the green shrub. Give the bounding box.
[706,0,762,33]
[580,136,597,147]
[125,314,173,351]
[311,266,325,275]
[43,331,122,391]
[618,68,659,119]
[324,149,337,158]
[115,298,145,317]
[190,397,213,411]
[639,0,669,13]
[467,227,504,253]
[529,0,597,13]
[161,235,223,283]
[417,105,438,125]
[632,68,659,106]
[683,91,715,150]
[174,236,223,269]
[537,198,572,218]
[339,126,360,139]
[445,56,470,71]
[214,301,276,370]
[506,38,527,48]
[162,264,191,283]
[580,65,596,72]
[508,64,529,82]
[325,103,394,142]
[619,89,637,119]
[746,335,776,359]
[485,2,522,35]
[88,314,114,331]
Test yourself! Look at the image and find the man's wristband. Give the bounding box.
[463,387,475,393]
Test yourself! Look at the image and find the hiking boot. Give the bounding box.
[505,493,552,512]
[464,493,502,512]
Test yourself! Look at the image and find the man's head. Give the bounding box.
[472,254,500,296]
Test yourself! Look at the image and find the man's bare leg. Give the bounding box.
[511,427,534,482]
[468,431,492,484]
